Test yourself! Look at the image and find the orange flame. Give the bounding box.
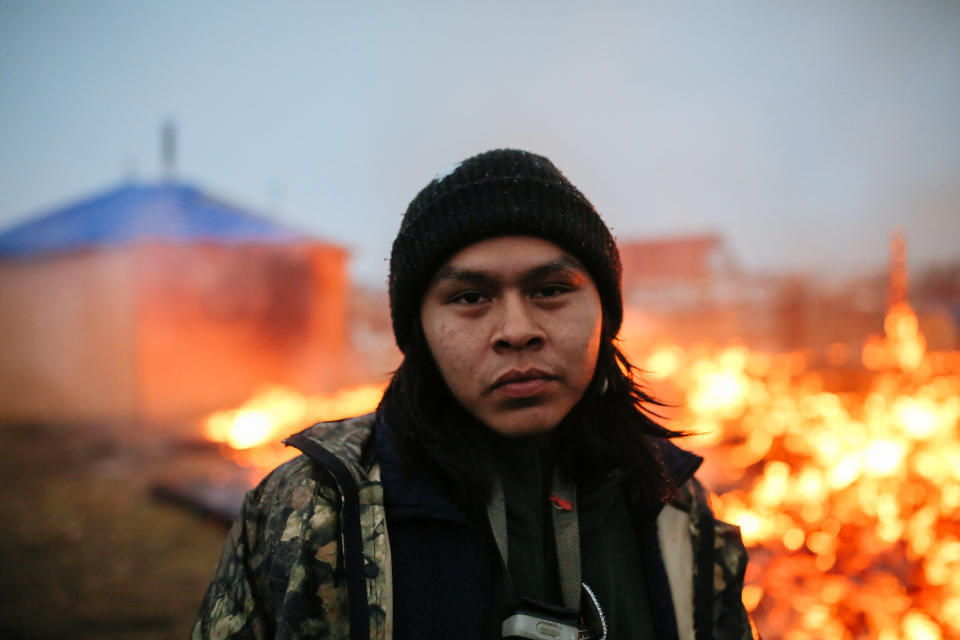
[204,383,385,479]
[625,303,960,639]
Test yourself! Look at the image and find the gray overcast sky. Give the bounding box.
[1,0,958,285]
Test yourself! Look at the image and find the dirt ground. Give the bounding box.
[0,421,235,639]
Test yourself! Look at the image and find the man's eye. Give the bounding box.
[534,284,570,298]
[452,291,487,305]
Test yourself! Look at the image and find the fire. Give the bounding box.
[204,383,385,478]
[863,303,928,372]
[626,301,960,639]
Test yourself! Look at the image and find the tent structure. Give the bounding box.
[0,182,351,429]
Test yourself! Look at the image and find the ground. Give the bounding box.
[0,421,231,640]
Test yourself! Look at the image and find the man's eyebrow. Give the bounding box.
[431,255,586,286]
[520,256,586,284]
[430,266,497,286]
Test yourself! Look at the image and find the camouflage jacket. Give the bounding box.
[193,413,757,640]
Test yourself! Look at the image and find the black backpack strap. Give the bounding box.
[284,433,370,640]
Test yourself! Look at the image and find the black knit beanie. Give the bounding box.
[389,149,622,353]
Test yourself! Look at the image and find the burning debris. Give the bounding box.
[642,308,959,639]
[639,234,960,639]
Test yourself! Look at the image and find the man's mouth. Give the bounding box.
[492,368,556,398]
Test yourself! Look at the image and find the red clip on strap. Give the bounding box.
[549,494,573,511]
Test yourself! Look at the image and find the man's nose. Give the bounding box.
[491,295,545,351]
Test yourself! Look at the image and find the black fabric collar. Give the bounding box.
[374,412,476,527]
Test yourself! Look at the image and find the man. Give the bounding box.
[194,149,756,639]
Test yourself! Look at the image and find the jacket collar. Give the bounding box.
[283,412,376,484]
[288,410,704,523]
[657,438,703,488]
[376,410,705,524]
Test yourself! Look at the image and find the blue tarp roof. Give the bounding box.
[0,182,310,258]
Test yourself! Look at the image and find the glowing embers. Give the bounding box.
[623,303,960,639]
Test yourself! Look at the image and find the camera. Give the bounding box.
[501,598,579,640]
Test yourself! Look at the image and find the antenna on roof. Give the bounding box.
[888,229,908,310]
[161,119,177,181]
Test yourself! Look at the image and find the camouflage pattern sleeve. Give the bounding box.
[712,519,759,639]
[192,495,268,640]
[192,455,351,640]
[685,477,760,640]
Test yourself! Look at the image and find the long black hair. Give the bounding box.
[376,316,687,515]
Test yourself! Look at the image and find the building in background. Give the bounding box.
[620,233,739,310]
[618,233,755,347]
[0,182,351,429]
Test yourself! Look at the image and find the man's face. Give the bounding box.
[420,235,603,437]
